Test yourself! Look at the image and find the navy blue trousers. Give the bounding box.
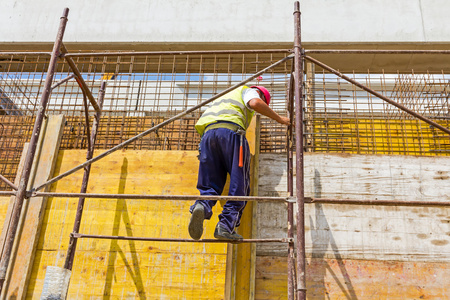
[190,127,251,233]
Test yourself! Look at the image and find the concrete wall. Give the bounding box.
[1,0,449,47]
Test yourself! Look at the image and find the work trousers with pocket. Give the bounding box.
[189,127,251,233]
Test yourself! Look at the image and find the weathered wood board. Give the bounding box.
[0,115,64,300]
[255,256,450,300]
[257,153,450,260]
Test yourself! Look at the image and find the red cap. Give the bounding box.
[250,86,271,105]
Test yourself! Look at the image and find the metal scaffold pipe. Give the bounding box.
[294,2,307,299]
[0,8,70,295]
[286,61,296,299]
[64,81,106,271]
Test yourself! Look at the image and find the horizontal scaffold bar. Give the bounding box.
[3,49,449,57]
[305,49,450,54]
[306,198,450,207]
[63,49,292,57]
[71,233,293,244]
[31,192,292,202]
[0,52,52,56]
[1,191,448,207]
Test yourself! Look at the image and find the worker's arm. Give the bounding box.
[248,98,290,125]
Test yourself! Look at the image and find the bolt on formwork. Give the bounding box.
[0,1,449,299]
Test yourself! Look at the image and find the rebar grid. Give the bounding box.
[1,52,449,190]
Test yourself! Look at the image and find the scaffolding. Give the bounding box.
[0,2,449,299]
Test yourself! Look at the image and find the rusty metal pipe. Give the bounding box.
[32,54,294,193]
[1,191,448,207]
[294,2,307,299]
[64,82,106,271]
[305,49,450,54]
[60,44,101,112]
[286,61,296,300]
[0,8,69,294]
[0,52,51,56]
[0,175,18,191]
[71,233,293,244]
[306,198,450,207]
[50,74,75,89]
[29,192,291,202]
[63,49,292,58]
[81,92,91,151]
[305,55,450,135]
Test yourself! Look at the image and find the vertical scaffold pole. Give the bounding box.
[293,1,307,299]
[64,82,106,271]
[287,61,296,300]
[0,8,69,295]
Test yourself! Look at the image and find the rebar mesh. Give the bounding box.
[305,68,449,155]
[1,51,449,189]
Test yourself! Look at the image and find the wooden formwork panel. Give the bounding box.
[255,256,450,299]
[26,150,228,299]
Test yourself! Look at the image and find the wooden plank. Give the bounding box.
[230,116,259,300]
[249,115,261,300]
[255,255,450,300]
[3,115,65,300]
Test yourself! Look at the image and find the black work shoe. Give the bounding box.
[214,224,243,241]
[189,204,205,240]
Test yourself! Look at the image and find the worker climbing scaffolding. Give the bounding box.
[188,85,290,241]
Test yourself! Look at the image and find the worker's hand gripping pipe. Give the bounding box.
[239,134,244,168]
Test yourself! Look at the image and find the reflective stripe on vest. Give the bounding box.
[195,86,255,136]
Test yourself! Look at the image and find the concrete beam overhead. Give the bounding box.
[1,0,449,72]
[1,0,449,45]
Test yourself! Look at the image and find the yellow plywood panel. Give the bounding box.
[313,118,449,156]
[233,116,260,299]
[27,150,228,300]
[0,197,10,231]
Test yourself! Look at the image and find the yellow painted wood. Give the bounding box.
[313,118,449,156]
[233,116,260,300]
[0,144,29,260]
[26,150,228,299]
[0,198,10,236]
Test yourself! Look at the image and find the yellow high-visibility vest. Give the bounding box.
[195,86,255,136]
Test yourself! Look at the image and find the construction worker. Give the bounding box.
[189,85,290,241]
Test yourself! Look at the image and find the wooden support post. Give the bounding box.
[0,115,64,299]
[225,116,261,300]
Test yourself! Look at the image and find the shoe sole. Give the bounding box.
[188,206,204,240]
[214,227,243,241]
[214,235,243,241]
[214,234,243,241]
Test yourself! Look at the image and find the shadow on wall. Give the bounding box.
[103,158,146,300]
[308,169,358,299]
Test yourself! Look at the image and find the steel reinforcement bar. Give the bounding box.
[304,55,450,135]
